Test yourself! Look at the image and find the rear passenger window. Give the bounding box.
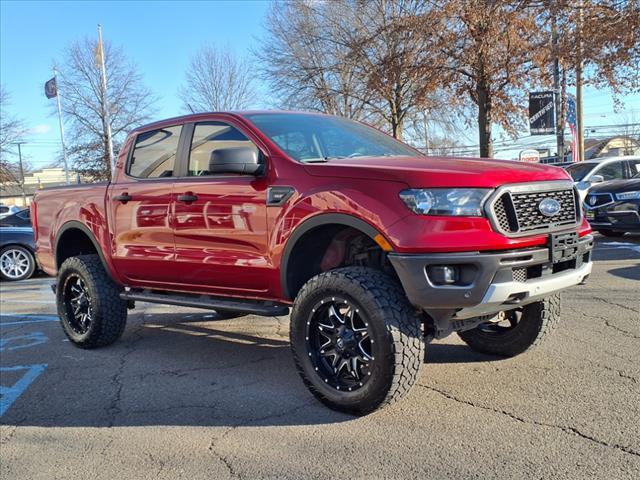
[128,125,182,178]
[188,122,259,176]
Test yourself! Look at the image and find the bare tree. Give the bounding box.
[414,1,549,158]
[0,86,26,184]
[257,1,373,122]
[56,38,156,180]
[179,44,256,112]
[259,1,461,141]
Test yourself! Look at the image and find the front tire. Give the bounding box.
[0,245,36,281]
[57,255,127,348]
[458,294,561,357]
[290,267,424,415]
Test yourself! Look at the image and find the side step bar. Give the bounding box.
[120,290,290,317]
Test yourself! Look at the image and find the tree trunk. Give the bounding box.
[477,85,493,158]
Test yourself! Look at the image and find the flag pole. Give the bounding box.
[53,67,70,184]
[97,24,115,175]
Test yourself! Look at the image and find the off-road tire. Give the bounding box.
[597,229,625,238]
[0,245,36,281]
[57,254,127,348]
[290,267,424,415]
[458,294,561,357]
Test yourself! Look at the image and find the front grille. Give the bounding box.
[488,183,580,236]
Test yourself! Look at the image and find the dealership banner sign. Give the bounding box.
[529,91,556,135]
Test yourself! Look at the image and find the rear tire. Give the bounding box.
[57,255,127,348]
[597,229,625,237]
[290,267,424,415]
[0,245,36,281]
[458,294,561,357]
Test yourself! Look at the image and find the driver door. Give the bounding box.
[171,121,270,295]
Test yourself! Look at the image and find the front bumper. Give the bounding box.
[388,234,593,319]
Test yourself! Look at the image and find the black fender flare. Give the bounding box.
[54,220,110,274]
[279,213,386,299]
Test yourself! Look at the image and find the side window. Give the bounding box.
[188,122,259,176]
[596,161,625,181]
[626,160,640,177]
[128,125,182,178]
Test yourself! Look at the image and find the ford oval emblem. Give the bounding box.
[539,198,561,217]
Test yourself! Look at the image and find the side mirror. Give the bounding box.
[209,147,262,175]
[590,174,604,184]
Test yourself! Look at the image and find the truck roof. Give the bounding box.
[130,110,327,135]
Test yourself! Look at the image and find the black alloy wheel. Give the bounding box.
[306,296,374,392]
[63,274,93,335]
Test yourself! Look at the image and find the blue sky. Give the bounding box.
[1,0,638,168]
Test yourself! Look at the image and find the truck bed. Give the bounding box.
[33,183,109,276]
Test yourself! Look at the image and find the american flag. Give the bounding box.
[567,94,579,162]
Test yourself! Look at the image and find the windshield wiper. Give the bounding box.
[304,156,346,163]
[304,158,330,163]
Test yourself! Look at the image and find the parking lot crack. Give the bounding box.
[592,297,639,314]
[419,383,640,458]
[208,427,240,479]
[105,313,147,427]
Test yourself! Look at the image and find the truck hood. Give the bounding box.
[303,156,571,188]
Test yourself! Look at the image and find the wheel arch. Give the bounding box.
[280,213,392,300]
[54,221,110,273]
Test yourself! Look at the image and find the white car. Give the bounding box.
[0,204,22,219]
[565,156,640,201]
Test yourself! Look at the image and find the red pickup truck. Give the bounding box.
[33,111,593,414]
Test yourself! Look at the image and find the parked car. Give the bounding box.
[0,227,37,281]
[584,171,640,237]
[566,155,640,202]
[0,204,21,219]
[33,111,593,415]
[0,208,31,228]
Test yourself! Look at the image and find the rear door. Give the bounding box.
[171,120,270,295]
[109,125,183,284]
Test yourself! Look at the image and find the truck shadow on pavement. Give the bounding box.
[1,311,501,429]
[607,264,640,281]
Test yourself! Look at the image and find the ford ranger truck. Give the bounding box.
[33,112,593,415]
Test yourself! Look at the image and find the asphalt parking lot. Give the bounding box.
[1,234,639,479]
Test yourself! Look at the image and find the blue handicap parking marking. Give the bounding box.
[0,331,49,352]
[0,314,59,327]
[0,364,48,416]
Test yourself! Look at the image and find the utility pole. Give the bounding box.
[551,4,565,161]
[97,24,115,176]
[52,67,70,184]
[576,1,585,161]
[14,142,27,206]
[423,111,430,155]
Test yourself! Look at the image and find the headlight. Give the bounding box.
[616,191,640,201]
[399,188,492,216]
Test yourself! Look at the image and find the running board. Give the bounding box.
[119,290,290,317]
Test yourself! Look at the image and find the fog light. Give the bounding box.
[428,265,459,285]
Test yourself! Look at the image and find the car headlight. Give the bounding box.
[615,191,640,201]
[399,188,492,216]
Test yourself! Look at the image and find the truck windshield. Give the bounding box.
[244,113,419,162]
